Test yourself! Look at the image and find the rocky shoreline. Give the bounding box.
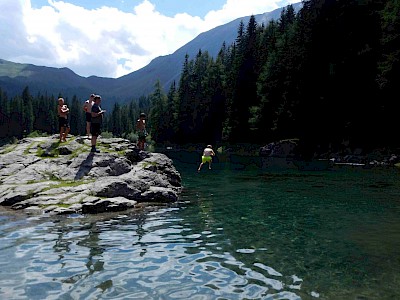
[259,139,400,169]
[0,135,182,215]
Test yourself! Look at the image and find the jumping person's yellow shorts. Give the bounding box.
[202,156,212,163]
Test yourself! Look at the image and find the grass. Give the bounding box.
[141,161,158,169]
[39,203,72,209]
[26,131,49,138]
[0,144,18,154]
[36,141,60,158]
[68,145,90,159]
[41,179,95,193]
[23,141,40,155]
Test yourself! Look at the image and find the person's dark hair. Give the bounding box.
[90,94,95,98]
[140,113,146,118]
[94,95,101,100]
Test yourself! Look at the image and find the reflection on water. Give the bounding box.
[1,157,400,299]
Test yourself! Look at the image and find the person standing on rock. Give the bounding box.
[83,93,95,138]
[57,97,70,142]
[136,112,147,150]
[198,145,215,171]
[90,95,106,153]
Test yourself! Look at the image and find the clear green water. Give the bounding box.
[1,155,400,299]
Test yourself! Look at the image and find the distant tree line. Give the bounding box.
[0,87,151,142]
[0,0,399,156]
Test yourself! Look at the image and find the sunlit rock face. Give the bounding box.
[0,136,182,215]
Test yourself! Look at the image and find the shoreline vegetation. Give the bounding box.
[3,134,399,170]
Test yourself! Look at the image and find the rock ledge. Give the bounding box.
[0,135,182,215]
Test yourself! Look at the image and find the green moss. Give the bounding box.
[0,144,18,154]
[141,161,158,168]
[41,179,95,192]
[23,141,39,155]
[39,203,72,209]
[68,145,89,159]
[27,131,49,138]
[35,140,61,158]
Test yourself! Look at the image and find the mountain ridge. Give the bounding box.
[0,3,301,109]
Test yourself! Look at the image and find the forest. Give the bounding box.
[0,0,399,157]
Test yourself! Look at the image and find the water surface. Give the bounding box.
[1,155,399,299]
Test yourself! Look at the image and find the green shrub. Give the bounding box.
[101,131,114,138]
[122,132,138,143]
[27,131,48,138]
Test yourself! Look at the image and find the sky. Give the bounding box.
[0,0,299,78]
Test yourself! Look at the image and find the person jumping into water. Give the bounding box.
[198,145,215,171]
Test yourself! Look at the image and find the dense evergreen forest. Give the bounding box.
[0,0,399,157]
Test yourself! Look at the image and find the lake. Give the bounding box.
[1,153,400,299]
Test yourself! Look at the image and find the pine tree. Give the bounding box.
[149,80,167,143]
[22,86,34,134]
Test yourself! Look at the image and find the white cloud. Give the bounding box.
[0,0,299,78]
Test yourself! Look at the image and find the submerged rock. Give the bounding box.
[0,135,182,215]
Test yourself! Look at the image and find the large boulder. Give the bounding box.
[259,140,298,158]
[0,135,182,215]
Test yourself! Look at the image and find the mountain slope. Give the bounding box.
[0,3,301,108]
[118,3,302,98]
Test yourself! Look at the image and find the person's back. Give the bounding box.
[203,147,214,157]
[198,145,215,171]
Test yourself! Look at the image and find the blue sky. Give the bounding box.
[0,0,299,78]
[31,0,229,18]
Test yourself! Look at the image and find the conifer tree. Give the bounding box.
[149,80,167,143]
[22,86,34,134]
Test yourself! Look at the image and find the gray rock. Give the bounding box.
[92,178,141,200]
[0,135,182,215]
[259,140,298,158]
[140,186,178,203]
[81,197,137,214]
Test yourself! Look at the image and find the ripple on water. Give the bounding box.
[2,164,400,299]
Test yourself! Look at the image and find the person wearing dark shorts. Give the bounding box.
[58,116,69,131]
[57,97,70,142]
[136,113,147,150]
[90,95,105,153]
[83,94,95,138]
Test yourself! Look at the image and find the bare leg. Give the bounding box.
[91,136,97,147]
[63,127,70,141]
[138,140,144,150]
[198,163,203,171]
[86,122,91,137]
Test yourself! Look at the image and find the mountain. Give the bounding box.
[0,3,301,109]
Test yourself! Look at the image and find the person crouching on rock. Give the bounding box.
[90,95,106,153]
[57,97,70,142]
